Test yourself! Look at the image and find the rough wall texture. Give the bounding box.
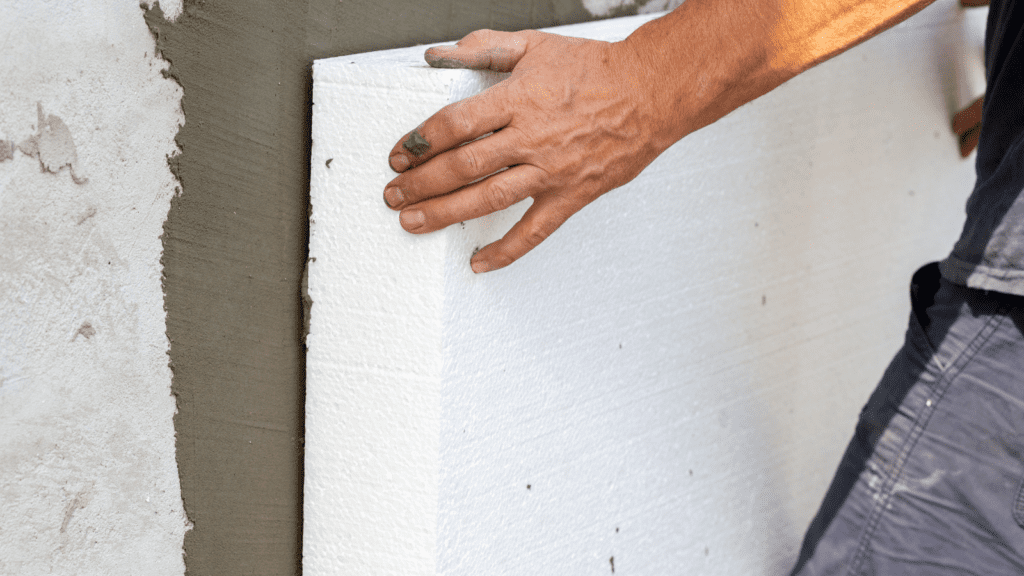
[0,1,187,574]
[142,1,615,574]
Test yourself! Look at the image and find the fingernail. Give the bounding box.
[470,258,491,274]
[383,186,404,208]
[400,209,426,231]
[390,154,410,172]
[426,46,463,69]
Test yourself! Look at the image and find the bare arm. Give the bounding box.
[383,0,937,273]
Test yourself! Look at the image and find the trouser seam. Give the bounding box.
[1014,467,1024,529]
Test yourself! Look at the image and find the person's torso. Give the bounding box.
[940,0,1024,295]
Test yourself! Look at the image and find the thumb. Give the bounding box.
[424,29,532,73]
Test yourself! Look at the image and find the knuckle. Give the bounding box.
[484,179,518,213]
[519,30,541,45]
[442,105,474,137]
[465,29,495,43]
[522,222,552,248]
[451,147,483,180]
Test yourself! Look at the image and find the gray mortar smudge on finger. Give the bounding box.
[403,130,431,156]
[426,56,470,69]
[426,51,493,70]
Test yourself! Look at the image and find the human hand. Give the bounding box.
[383,29,668,273]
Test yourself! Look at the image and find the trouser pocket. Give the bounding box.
[909,261,943,355]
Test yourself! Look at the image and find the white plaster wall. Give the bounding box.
[0,1,186,574]
[307,3,987,575]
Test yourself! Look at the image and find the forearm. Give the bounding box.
[624,0,938,150]
[382,0,940,272]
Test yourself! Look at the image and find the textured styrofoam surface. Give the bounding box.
[307,5,986,574]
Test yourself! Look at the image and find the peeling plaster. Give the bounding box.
[16,103,87,184]
[140,0,182,21]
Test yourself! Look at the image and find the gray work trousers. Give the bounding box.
[792,263,1024,575]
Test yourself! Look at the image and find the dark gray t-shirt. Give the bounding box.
[940,0,1024,296]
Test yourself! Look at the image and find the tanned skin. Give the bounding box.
[382,0,938,273]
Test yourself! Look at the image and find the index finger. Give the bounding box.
[388,87,513,172]
[389,29,539,172]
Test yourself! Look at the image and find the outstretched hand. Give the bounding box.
[382,0,944,273]
[383,29,666,273]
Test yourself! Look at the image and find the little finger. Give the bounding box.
[469,193,571,273]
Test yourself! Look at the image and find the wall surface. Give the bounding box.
[142,2,616,575]
[307,3,987,575]
[6,1,627,575]
[0,1,187,574]
[0,0,986,574]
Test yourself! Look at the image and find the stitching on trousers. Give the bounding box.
[1013,474,1024,529]
[844,307,1009,576]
